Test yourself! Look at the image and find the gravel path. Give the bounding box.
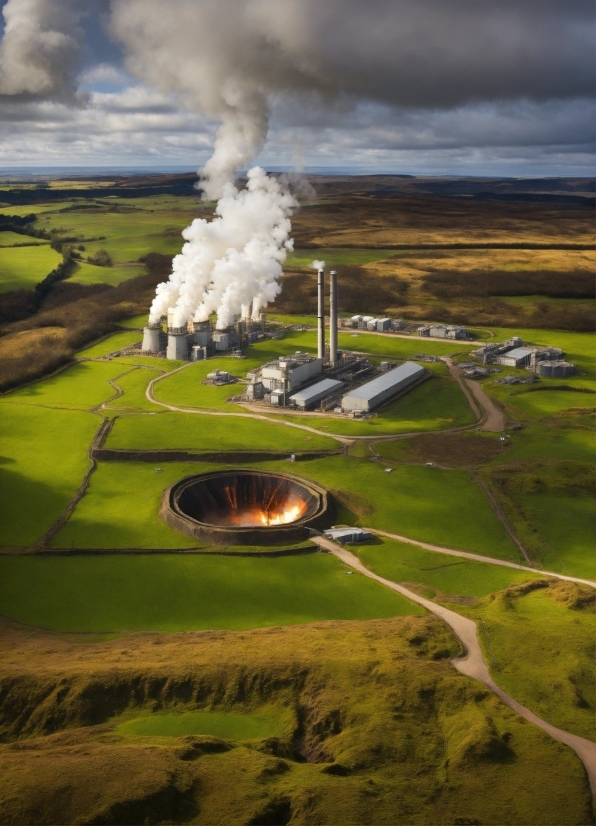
[314,536,596,796]
[368,528,596,588]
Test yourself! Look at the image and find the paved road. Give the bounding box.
[314,536,596,796]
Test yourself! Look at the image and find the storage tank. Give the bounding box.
[192,321,211,347]
[167,328,189,360]
[142,323,162,353]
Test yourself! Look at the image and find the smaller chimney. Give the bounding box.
[317,268,325,360]
[329,270,338,366]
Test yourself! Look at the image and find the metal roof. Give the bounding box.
[343,362,424,402]
[289,378,343,403]
[501,347,533,360]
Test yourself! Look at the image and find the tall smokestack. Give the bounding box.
[329,270,338,366]
[317,268,325,360]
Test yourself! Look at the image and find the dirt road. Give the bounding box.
[444,358,505,432]
[314,536,596,795]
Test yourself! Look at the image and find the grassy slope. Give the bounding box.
[0,618,590,826]
[489,424,594,463]
[356,538,534,598]
[104,367,166,411]
[0,244,62,292]
[0,231,48,246]
[69,260,143,286]
[77,332,143,358]
[106,411,339,453]
[0,403,98,547]
[463,582,596,741]
[0,553,423,632]
[4,361,134,409]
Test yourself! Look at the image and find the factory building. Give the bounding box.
[496,346,564,368]
[289,378,344,410]
[323,527,372,544]
[342,361,425,413]
[418,324,467,339]
[259,354,323,393]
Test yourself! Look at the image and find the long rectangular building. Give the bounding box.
[289,378,344,410]
[342,361,425,413]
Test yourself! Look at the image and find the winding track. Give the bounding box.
[313,536,596,796]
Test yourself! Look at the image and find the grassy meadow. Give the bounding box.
[105,411,339,453]
[0,552,422,632]
[0,244,62,291]
[115,709,282,740]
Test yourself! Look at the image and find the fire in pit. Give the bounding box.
[160,470,331,545]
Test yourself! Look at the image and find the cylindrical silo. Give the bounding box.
[167,328,189,360]
[142,323,162,353]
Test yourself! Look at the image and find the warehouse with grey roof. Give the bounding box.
[342,361,426,413]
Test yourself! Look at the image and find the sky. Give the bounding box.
[0,0,593,177]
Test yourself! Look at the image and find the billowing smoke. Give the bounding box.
[148,167,297,329]
[0,0,81,100]
[311,260,325,271]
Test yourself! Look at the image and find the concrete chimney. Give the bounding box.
[317,268,325,360]
[329,270,338,366]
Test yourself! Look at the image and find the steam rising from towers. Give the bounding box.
[148,167,297,330]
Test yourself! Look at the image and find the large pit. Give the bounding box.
[160,470,332,545]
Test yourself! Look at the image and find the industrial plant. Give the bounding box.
[472,337,575,377]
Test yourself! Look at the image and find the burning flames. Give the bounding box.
[226,499,308,528]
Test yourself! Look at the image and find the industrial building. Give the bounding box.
[289,378,344,410]
[417,324,468,340]
[342,361,426,413]
[496,346,564,368]
[323,527,372,544]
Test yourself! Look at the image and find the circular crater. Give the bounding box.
[160,470,332,545]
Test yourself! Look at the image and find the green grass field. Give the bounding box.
[5,361,136,410]
[499,388,595,421]
[465,582,596,741]
[0,244,62,292]
[69,260,143,286]
[77,332,143,358]
[115,710,282,740]
[516,491,595,579]
[0,403,98,547]
[356,538,534,598]
[104,368,166,411]
[0,231,48,247]
[488,425,594,464]
[105,411,339,453]
[0,552,423,632]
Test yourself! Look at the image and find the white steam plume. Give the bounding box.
[0,0,81,100]
[148,167,297,330]
[311,260,325,270]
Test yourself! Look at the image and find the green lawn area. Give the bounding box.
[40,205,197,265]
[0,244,62,292]
[465,583,596,741]
[288,248,405,267]
[77,332,143,358]
[0,231,48,247]
[69,260,142,286]
[105,411,339,453]
[355,538,534,598]
[0,552,422,632]
[517,492,595,580]
[104,368,166,412]
[115,710,282,741]
[489,425,594,464]
[498,388,595,421]
[0,403,98,547]
[118,313,150,328]
[5,361,136,410]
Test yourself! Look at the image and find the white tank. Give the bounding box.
[142,326,161,353]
